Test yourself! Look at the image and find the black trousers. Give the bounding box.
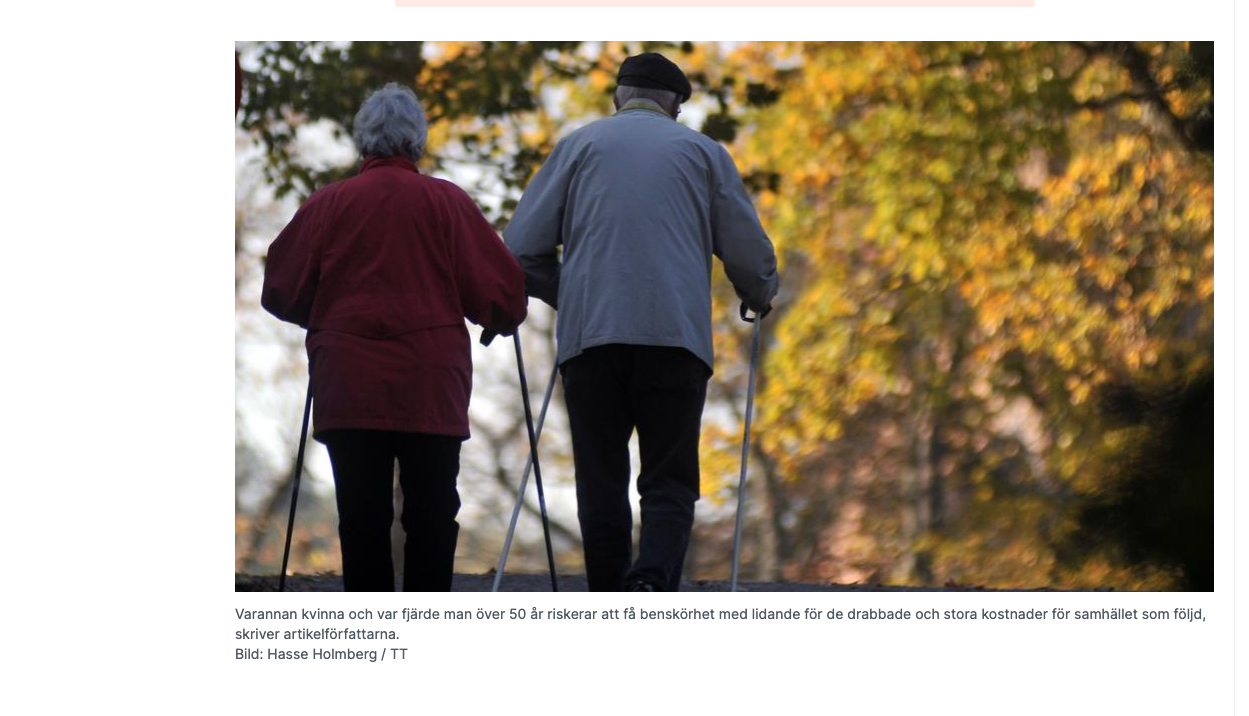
[322,429,462,592]
[561,344,710,592]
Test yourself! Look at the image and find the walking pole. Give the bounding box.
[492,359,559,592]
[730,304,764,593]
[278,374,313,592]
[481,329,560,591]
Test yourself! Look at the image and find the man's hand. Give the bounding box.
[740,301,773,323]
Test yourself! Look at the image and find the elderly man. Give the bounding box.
[263,83,528,591]
[505,53,779,592]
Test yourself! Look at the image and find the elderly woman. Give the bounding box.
[262,83,528,591]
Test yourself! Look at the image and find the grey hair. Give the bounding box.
[352,83,428,161]
[614,85,680,113]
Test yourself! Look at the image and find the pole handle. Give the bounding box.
[740,301,773,323]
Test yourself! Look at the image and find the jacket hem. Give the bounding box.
[559,334,714,373]
[313,417,470,443]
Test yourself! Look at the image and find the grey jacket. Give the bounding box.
[504,99,779,370]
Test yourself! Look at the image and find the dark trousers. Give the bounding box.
[561,344,710,592]
[322,429,462,592]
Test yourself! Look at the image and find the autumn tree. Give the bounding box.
[697,41,1212,589]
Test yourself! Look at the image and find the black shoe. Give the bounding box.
[626,579,656,592]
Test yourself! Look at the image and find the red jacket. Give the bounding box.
[262,155,527,440]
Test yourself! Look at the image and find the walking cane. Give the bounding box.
[278,374,313,592]
[730,304,764,592]
[492,360,559,591]
[481,329,560,591]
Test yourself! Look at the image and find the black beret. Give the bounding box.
[617,52,692,103]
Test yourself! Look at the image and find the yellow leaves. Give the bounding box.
[1198,275,1214,300]
[1019,325,1037,348]
[1114,135,1137,163]
[908,261,928,283]
[1065,376,1092,405]
[425,122,450,154]
[817,70,840,94]
[969,243,995,268]
[1052,340,1077,370]
[865,305,893,326]
[903,208,936,235]
[958,280,976,301]
[1095,263,1119,291]
[925,157,955,184]
[699,425,743,503]
[587,68,610,92]
[1091,171,1112,193]
[977,292,1011,335]
[1124,345,1144,371]
[432,41,474,61]
[682,42,712,71]
[848,375,881,405]
[1117,99,1145,122]
[520,127,548,146]
[841,66,871,94]
[1063,212,1088,245]
[1032,211,1055,236]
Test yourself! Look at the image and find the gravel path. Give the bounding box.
[235,573,1009,592]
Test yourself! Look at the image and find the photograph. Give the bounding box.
[233,40,1214,593]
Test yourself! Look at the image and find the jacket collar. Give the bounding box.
[360,155,420,174]
[615,98,674,120]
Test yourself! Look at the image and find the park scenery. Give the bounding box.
[235,41,1213,591]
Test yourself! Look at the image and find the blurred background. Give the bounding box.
[235,41,1213,590]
